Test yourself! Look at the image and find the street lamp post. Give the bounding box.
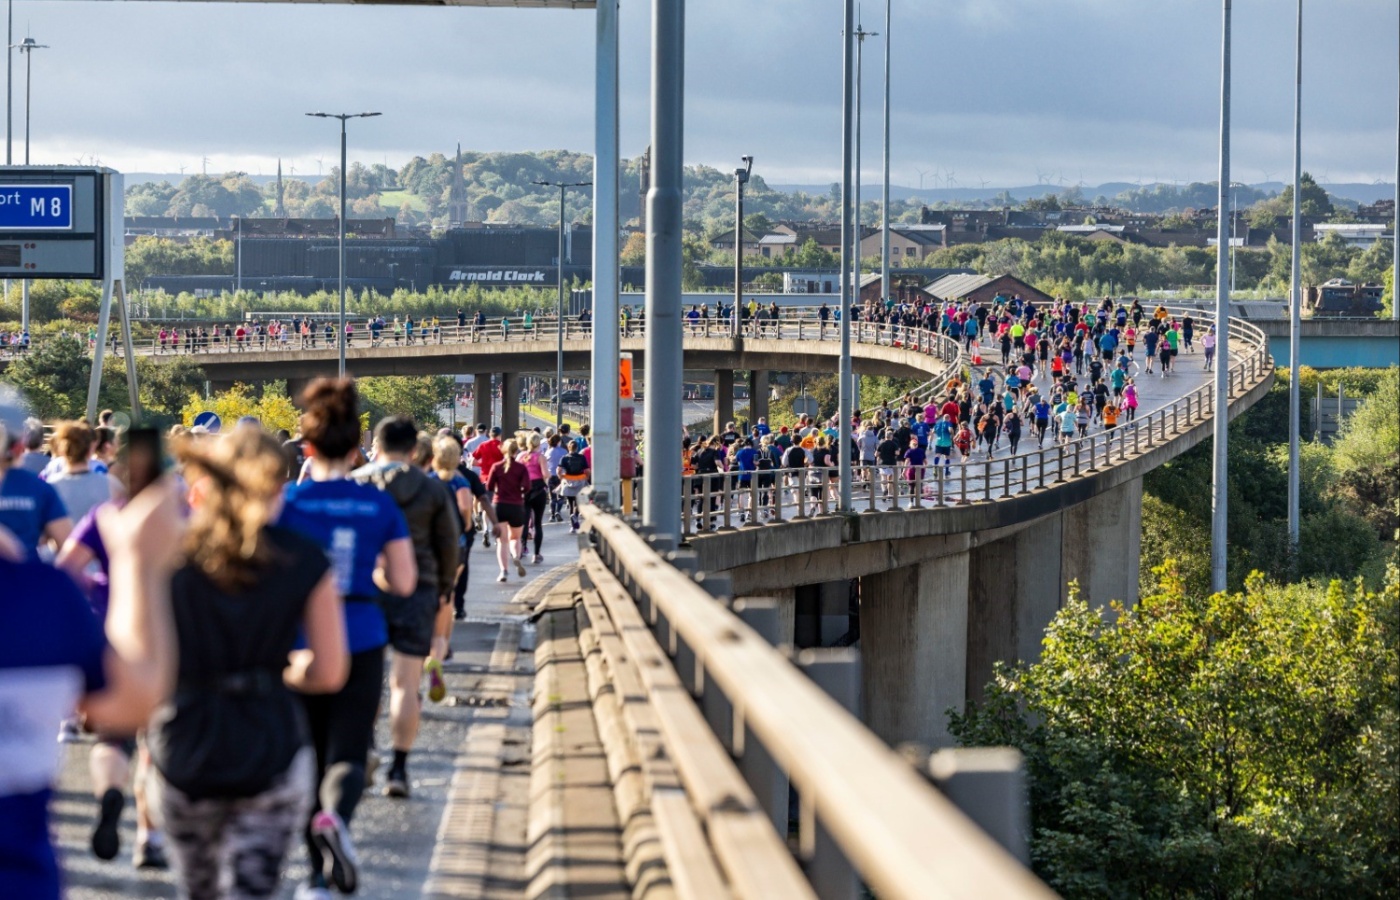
[838,0,856,511]
[15,35,47,337]
[534,179,591,430]
[1211,0,1233,594]
[306,111,381,379]
[881,0,891,309]
[733,156,753,337]
[1288,0,1304,554]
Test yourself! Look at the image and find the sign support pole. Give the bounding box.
[86,278,113,424]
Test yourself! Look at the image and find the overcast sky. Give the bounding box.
[15,0,1399,188]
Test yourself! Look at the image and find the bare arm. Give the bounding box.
[79,480,182,735]
[43,516,74,554]
[285,571,349,694]
[373,536,417,597]
[54,538,96,585]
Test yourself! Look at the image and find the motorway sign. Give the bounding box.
[0,184,73,230]
[792,396,820,418]
[0,168,114,279]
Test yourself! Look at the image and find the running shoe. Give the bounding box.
[515,558,526,578]
[425,658,447,704]
[91,788,124,861]
[310,810,359,894]
[57,717,81,743]
[384,768,410,799]
[497,572,508,583]
[134,839,169,870]
[294,881,333,900]
[532,553,543,564]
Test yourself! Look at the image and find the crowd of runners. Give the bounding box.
[0,381,591,900]
[679,295,1213,517]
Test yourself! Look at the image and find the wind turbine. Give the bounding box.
[915,167,929,191]
[1034,167,1048,185]
[178,164,186,176]
[202,156,211,175]
[979,177,991,189]
[315,155,324,176]
[945,170,956,189]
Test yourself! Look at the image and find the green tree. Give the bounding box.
[952,566,1400,899]
[357,375,456,430]
[1330,367,1400,537]
[619,231,648,267]
[1277,172,1334,218]
[3,336,122,420]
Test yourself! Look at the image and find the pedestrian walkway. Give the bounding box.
[52,523,575,900]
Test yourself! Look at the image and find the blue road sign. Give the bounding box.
[192,411,222,433]
[0,184,73,230]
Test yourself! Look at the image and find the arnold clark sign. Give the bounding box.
[448,268,549,284]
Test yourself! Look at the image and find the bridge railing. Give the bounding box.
[675,308,1272,537]
[580,505,1055,899]
[3,307,968,364]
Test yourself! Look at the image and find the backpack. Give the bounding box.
[757,451,775,471]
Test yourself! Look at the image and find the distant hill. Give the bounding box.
[769,180,1394,208]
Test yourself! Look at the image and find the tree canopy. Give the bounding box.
[952,564,1400,899]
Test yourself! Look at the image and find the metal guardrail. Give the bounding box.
[674,308,1272,537]
[1,308,966,361]
[580,507,1055,899]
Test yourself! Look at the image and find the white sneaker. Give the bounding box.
[294,884,333,900]
[532,554,543,564]
[497,572,508,583]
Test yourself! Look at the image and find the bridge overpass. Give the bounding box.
[36,307,1270,898]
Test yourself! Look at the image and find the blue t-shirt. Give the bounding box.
[0,557,107,900]
[279,479,409,653]
[911,421,931,449]
[0,468,68,555]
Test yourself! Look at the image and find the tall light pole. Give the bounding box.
[1211,0,1233,594]
[852,19,876,418]
[733,156,753,337]
[5,0,12,164]
[534,178,591,430]
[15,35,47,337]
[641,0,684,537]
[1394,10,1399,322]
[1288,0,1304,553]
[838,0,856,511]
[16,36,45,166]
[306,111,381,379]
[880,0,892,308]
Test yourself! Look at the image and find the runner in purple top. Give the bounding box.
[57,504,171,869]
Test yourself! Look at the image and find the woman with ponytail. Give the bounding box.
[278,378,416,897]
[145,427,350,900]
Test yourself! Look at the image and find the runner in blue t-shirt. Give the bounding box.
[0,465,71,556]
[275,378,416,897]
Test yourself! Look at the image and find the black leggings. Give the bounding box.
[452,532,475,617]
[301,645,384,875]
[524,481,547,555]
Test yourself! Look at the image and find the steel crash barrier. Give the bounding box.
[576,505,1056,900]
[676,308,1272,537]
